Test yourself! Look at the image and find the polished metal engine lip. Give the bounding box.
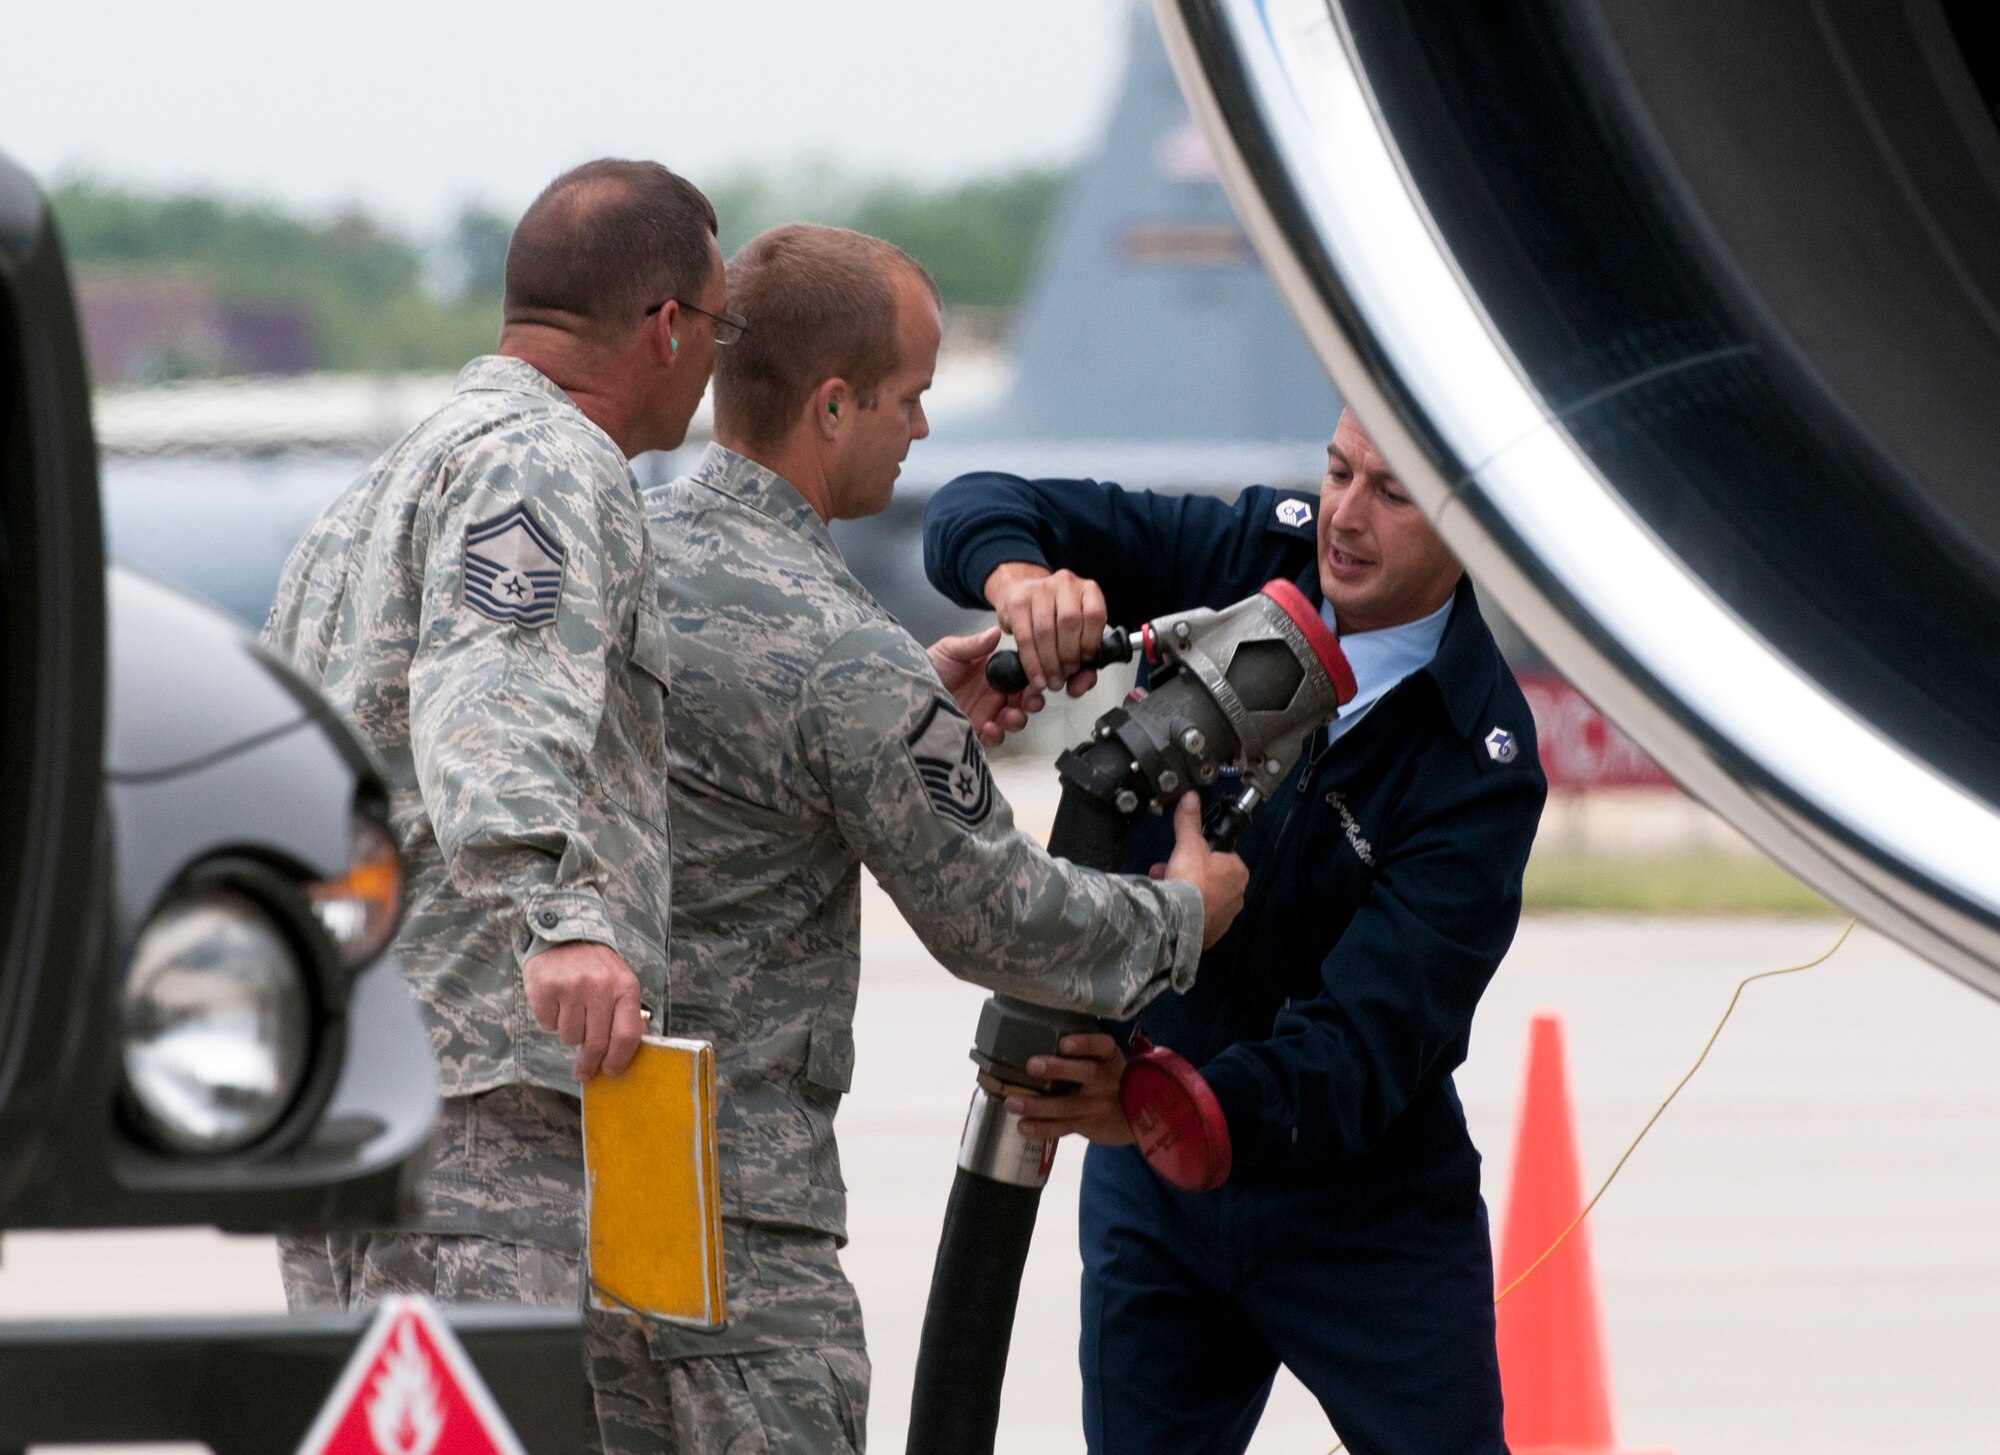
[1149,0,2000,993]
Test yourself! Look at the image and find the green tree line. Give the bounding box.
[49,166,1068,377]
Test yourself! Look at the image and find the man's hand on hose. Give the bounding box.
[1008,1033,1133,1145]
[929,624,1033,748]
[983,562,1107,701]
[523,940,645,1081]
[1153,793,1249,948]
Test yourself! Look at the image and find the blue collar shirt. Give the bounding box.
[1321,594,1454,748]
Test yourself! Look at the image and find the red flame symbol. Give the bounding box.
[365,1315,446,1455]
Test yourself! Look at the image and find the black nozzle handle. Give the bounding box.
[985,626,1135,694]
[1203,786,1262,854]
[1205,806,1250,853]
[983,651,1033,695]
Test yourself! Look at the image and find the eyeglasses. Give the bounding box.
[644,298,748,347]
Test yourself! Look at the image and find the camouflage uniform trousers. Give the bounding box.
[279,1084,868,1453]
[280,1083,605,1450]
[589,1307,869,1455]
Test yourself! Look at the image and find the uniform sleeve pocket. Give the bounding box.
[806,1017,856,1094]
[630,598,674,695]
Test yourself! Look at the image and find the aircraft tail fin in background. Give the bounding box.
[953,8,1338,453]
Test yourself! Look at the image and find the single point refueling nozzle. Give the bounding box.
[994,579,1357,853]
[906,582,1358,1455]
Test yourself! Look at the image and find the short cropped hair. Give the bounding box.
[504,159,718,341]
[714,224,940,450]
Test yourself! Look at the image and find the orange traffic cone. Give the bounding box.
[1494,1010,1671,1455]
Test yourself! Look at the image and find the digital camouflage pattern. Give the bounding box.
[589,1310,869,1455]
[278,1087,588,1296]
[640,443,1203,1356]
[264,356,673,1097]
[276,1085,802,1452]
[278,1087,601,1447]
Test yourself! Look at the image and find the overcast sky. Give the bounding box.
[4,0,1134,230]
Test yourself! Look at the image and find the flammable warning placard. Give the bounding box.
[294,1294,526,1455]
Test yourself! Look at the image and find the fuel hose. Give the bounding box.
[904,781,1127,1455]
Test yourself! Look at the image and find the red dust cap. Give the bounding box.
[1119,1036,1233,1192]
[1259,579,1356,705]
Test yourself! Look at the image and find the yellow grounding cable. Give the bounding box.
[1322,916,1858,1455]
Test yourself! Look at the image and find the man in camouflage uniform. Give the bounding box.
[263,158,730,1448]
[593,224,1250,1453]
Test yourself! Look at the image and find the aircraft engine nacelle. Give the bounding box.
[1154,0,2000,994]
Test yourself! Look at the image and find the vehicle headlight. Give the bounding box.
[305,806,402,967]
[119,886,312,1154]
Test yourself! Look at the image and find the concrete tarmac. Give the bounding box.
[6,763,2000,1453]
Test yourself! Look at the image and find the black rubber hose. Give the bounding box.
[905,780,1136,1455]
[1047,780,1138,874]
[904,1172,1044,1455]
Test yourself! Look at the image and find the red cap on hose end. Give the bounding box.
[1259,579,1357,706]
[1119,1037,1232,1192]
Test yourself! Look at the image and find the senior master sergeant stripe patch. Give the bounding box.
[905,697,995,829]
[464,502,566,628]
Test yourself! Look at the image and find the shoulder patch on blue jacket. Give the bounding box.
[1483,726,1521,764]
[905,698,995,829]
[464,503,566,627]
[1267,493,1317,539]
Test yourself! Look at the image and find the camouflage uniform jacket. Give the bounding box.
[265,355,673,1098]
[647,443,1204,1244]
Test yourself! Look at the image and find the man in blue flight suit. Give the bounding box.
[922,410,1547,1455]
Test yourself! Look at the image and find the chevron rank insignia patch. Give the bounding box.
[1275,498,1313,528]
[464,503,566,628]
[905,699,995,829]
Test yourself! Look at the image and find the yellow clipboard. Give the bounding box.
[581,1035,727,1329]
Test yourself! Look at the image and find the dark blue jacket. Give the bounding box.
[925,474,1547,1194]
